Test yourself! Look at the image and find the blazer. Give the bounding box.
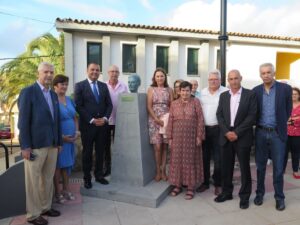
[252,81,292,142]
[216,88,257,147]
[18,82,62,150]
[74,79,113,129]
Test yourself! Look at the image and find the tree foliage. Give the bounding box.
[0,32,64,108]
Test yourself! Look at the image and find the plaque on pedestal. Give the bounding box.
[81,93,171,207]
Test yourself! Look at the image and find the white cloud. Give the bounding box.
[139,0,154,11]
[167,0,300,37]
[36,0,125,20]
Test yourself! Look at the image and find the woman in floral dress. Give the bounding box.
[147,68,173,181]
[167,81,205,200]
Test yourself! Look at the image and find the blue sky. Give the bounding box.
[0,0,299,65]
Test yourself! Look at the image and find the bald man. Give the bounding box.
[215,70,257,209]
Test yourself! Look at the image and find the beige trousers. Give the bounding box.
[24,147,58,220]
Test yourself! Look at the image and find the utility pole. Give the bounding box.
[219,0,228,86]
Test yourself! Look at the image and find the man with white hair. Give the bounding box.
[18,62,62,225]
[196,69,228,195]
[190,80,200,98]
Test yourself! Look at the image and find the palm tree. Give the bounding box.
[0,32,64,108]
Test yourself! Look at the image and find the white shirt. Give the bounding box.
[200,86,228,126]
[229,87,242,127]
[87,78,99,94]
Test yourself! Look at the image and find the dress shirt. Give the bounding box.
[37,81,54,119]
[106,80,129,125]
[259,83,277,128]
[200,86,228,126]
[88,78,99,95]
[229,87,242,127]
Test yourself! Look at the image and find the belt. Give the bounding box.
[257,125,276,132]
[205,125,219,129]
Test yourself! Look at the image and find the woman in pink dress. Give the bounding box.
[147,68,173,181]
[284,87,300,178]
[167,81,205,200]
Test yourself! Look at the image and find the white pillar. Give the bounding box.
[137,37,146,92]
[169,39,179,86]
[199,41,210,89]
[102,35,111,82]
[64,32,74,95]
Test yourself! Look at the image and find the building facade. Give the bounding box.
[56,18,300,93]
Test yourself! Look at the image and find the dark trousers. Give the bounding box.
[81,124,109,180]
[221,141,252,200]
[103,125,115,173]
[255,128,286,200]
[284,136,300,172]
[202,126,221,187]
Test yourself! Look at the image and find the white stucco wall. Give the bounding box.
[67,30,300,94]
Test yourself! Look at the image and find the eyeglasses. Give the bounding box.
[109,70,119,73]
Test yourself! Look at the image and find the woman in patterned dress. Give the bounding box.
[167,81,205,200]
[147,68,173,181]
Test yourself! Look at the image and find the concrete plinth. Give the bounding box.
[80,93,171,207]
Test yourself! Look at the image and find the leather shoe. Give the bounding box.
[239,200,249,209]
[276,199,285,211]
[28,216,48,225]
[95,177,109,185]
[84,179,92,189]
[214,193,233,203]
[41,209,60,217]
[254,195,263,206]
[214,187,222,195]
[196,184,209,193]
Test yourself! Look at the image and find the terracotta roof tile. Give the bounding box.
[56,18,300,42]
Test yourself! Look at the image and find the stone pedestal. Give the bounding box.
[81,93,171,207]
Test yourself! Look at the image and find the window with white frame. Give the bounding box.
[156,46,169,73]
[187,48,199,75]
[87,42,102,72]
[122,44,136,73]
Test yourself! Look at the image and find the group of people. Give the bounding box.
[18,62,127,225]
[18,61,298,225]
[147,63,297,212]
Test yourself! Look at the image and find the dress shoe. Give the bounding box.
[214,193,233,203]
[214,187,222,195]
[239,200,250,209]
[196,184,209,193]
[276,199,285,211]
[95,177,109,185]
[254,195,263,206]
[41,209,60,217]
[84,179,92,189]
[28,216,48,225]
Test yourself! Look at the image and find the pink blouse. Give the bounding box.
[288,104,300,136]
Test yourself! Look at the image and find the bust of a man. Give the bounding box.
[128,74,141,93]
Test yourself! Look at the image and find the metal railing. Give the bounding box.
[0,142,9,169]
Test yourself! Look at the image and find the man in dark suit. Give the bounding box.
[75,63,113,189]
[253,63,292,211]
[18,62,62,225]
[215,70,257,209]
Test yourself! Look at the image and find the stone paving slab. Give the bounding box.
[2,162,300,225]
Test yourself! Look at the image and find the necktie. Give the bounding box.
[92,81,100,103]
[43,88,54,119]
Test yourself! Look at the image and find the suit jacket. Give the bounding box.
[74,79,113,130]
[252,81,292,142]
[18,82,62,150]
[216,88,257,147]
